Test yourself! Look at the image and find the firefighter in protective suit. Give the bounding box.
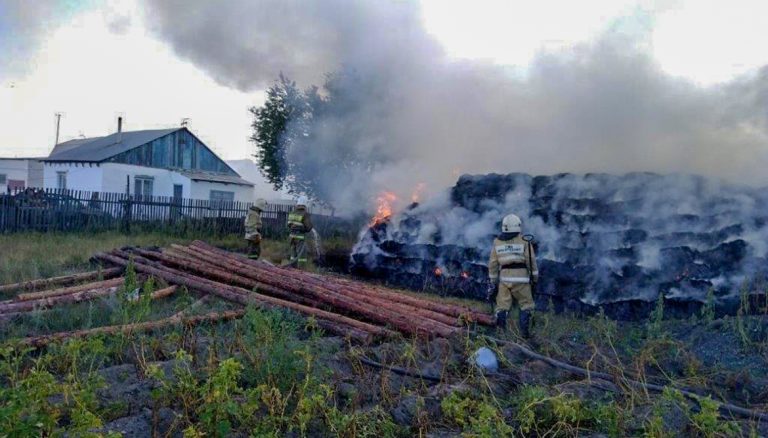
[244,199,267,259]
[487,214,538,337]
[287,196,313,267]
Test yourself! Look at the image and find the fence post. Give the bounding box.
[123,195,132,233]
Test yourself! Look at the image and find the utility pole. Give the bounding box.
[54,112,62,145]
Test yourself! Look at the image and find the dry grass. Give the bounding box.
[0,231,333,285]
[0,231,247,285]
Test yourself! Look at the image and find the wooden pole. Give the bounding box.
[0,285,121,314]
[171,244,464,329]
[20,309,246,348]
[191,240,493,325]
[139,247,456,337]
[0,267,122,295]
[15,277,125,302]
[95,252,391,339]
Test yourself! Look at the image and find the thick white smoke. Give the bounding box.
[0,1,132,79]
[140,0,768,212]
[0,1,61,78]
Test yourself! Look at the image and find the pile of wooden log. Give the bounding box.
[0,269,125,320]
[0,241,492,345]
[90,240,493,342]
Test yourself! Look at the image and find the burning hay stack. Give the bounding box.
[351,173,768,318]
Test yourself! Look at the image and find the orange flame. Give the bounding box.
[370,191,397,226]
[434,267,442,277]
[411,182,426,203]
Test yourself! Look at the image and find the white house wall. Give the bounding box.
[0,159,32,192]
[42,162,254,202]
[43,163,103,191]
[101,163,191,197]
[27,160,44,188]
[189,180,254,202]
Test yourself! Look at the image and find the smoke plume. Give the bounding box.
[0,1,133,79]
[141,0,768,212]
[0,1,59,79]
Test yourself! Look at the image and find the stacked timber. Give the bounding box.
[93,240,493,341]
[0,241,493,345]
[0,274,182,323]
[0,267,122,295]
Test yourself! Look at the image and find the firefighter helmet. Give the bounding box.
[501,214,522,233]
[296,196,309,208]
[251,198,267,211]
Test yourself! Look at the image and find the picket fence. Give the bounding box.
[0,188,351,238]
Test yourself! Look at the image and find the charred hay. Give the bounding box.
[351,173,768,319]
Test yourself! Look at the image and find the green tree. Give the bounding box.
[248,73,308,191]
[250,70,389,206]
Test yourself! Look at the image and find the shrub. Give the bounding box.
[441,390,513,437]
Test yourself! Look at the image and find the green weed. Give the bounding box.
[643,387,740,438]
[441,390,513,437]
[0,344,114,437]
[648,294,665,338]
[701,289,716,322]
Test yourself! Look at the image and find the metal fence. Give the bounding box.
[0,187,353,238]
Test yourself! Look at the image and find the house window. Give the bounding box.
[56,171,67,189]
[210,190,234,203]
[134,177,154,197]
[0,174,6,185]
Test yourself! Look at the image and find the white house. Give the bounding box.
[0,157,44,192]
[43,125,254,202]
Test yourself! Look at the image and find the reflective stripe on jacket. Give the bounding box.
[287,207,313,235]
[287,212,304,229]
[500,276,530,284]
[487,234,538,285]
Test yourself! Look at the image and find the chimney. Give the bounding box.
[117,116,123,143]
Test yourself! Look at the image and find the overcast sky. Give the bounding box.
[1,0,767,161]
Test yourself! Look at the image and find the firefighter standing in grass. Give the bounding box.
[287,196,313,267]
[487,214,538,337]
[244,199,267,259]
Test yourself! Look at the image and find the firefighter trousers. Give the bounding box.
[495,282,535,314]
[289,235,307,266]
[246,239,261,260]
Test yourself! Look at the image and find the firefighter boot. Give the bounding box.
[495,310,508,329]
[519,310,532,338]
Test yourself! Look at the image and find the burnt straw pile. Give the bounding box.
[351,173,768,319]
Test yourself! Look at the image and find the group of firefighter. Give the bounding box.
[243,196,313,267]
[244,199,537,338]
